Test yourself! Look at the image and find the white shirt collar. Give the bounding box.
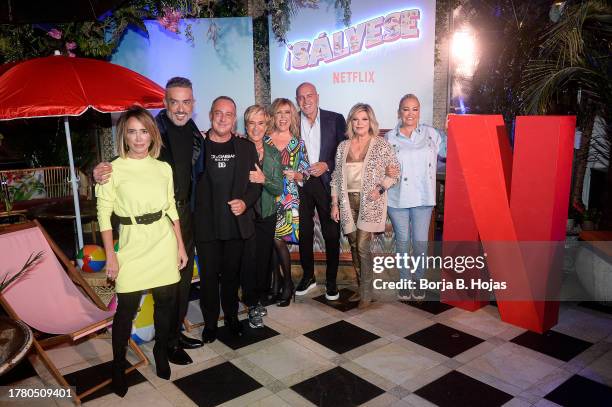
[301,109,320,127]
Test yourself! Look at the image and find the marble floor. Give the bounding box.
[1,284,612,407]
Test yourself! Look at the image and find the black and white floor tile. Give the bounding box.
[3,283,612,406]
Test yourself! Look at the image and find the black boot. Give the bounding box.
[276,265,295,307]
[267,257,282,303]
[153,343,171,380]
[111,360,128,397]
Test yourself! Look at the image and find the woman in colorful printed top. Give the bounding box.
[265,98,310,307]
[330,103,399,309]
[96,106,188,397]
[385,94,445,300]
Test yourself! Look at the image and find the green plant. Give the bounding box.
[267,0,351,43]
[520,0,612,219]
[0,1,249,62]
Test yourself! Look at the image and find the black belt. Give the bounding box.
[117,210,163,225]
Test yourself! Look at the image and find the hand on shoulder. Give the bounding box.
[93,161,113,184]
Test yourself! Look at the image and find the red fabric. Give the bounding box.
[0,55,164,120]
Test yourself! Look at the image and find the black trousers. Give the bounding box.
[298,176,340,288]
[241,214,276,307]
[169,204,195,347]
[197,239,244,330]
[112,283,177,364]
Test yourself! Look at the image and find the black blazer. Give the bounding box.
[193,136,262,241]
[302,108,346,193]
[155,110,203,210]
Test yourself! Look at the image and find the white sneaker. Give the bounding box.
[411,288,427,300]
[325,288,340,301]
[295,278,317,296]
[397,289,411,301]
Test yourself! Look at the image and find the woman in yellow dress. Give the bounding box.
[96,106,188,397]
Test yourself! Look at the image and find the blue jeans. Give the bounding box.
[387,206,433,283]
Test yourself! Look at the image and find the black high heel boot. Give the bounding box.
[276,267,295,307]
[111,360,128,397]
[268,260,282,304]
[153,343,171,380]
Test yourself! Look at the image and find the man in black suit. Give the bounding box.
[294,82,346,300]
[193,96,262,343]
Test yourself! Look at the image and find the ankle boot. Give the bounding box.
[111,360,128,397]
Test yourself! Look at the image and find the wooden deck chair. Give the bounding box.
[0,221,148,405]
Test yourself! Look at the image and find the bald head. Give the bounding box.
[296,82,319,122]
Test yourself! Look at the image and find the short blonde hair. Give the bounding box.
[269,98,300,137]
[244,104,269,132]
[116,106,162,159]
[346,103,379,139]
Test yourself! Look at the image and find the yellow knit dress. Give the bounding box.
[96,156,180,293]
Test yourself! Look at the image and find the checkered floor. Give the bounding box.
[2,285,612,407]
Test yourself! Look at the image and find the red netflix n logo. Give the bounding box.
[443,115,576,333]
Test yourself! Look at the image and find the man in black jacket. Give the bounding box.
[294,82,346,300]
[93,77,204,365]
[193,96,261,343]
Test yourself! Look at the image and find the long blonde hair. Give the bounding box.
[346,103,379,139]
[269,98,300,136]
[116,106,162,158]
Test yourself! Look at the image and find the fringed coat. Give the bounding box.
[331,136,399,234]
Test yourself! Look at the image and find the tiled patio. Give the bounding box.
[2,283,612,407]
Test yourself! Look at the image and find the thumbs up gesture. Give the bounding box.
[249,163,266,184]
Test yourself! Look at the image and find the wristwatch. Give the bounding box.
[377,185,386,195]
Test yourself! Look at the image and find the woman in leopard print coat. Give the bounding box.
[330,103,399,308]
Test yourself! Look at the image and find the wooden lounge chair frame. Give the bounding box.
[0,220,148,405]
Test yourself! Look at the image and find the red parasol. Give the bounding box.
[0,55,164,119]
[0,54,165,249]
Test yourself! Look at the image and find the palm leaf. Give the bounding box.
[0,251,45,293]
[521,1,612,115]
[521,62,606,114]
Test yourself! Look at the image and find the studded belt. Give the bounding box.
[117,210,164,225]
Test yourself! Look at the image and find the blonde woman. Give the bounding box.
[385,94,445,300]
[330,103,399,309]
[96,106,187,396]
[242,104,284,327]
[265,98,310,306]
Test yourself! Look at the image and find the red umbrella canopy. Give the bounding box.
[0,55,165,120]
